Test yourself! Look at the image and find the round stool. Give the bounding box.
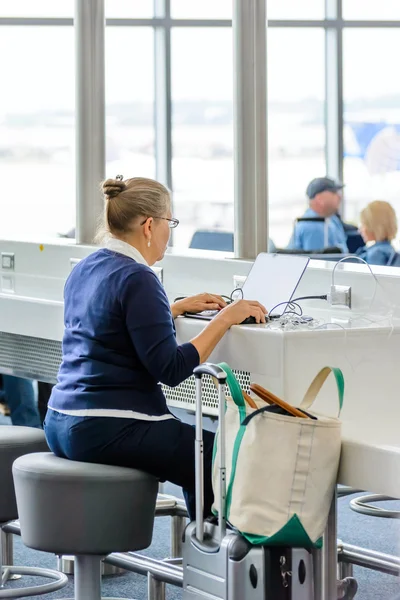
[0,425,68,598]
[13,452,158,600]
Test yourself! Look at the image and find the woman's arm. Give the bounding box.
[122,270,266,385]
[189,300,267,363]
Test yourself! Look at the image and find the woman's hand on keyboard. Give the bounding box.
[216,299,267,326]
[171,293,227,318]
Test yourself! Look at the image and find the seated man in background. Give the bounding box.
[287,177,348,252]
[356,200,397,266]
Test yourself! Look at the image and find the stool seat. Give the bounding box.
[13,452,158,556]
[0,426,48,523]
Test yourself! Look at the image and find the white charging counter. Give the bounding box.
[1,240,400,598]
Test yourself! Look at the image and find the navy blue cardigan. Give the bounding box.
[49,249,199,418]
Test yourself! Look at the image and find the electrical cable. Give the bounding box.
[269,301,303,317]
[330,255,399,331]
[173,289,243,305]
[292,295,328,303]
[175,290,327,324]
[331,255,378,317]
[332,256,377,288]
[269,294,328,318]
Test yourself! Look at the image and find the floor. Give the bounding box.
[1,415,400,599]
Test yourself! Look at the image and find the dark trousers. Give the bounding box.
[44,409,215,521]
[38,382,53,425]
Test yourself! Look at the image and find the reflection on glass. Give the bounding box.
[0,1,152,18]
[267,29,326,248]
[343,29,400,241]
[105,28,155,182]
[343,1,400,20]
[0,27,75,240]
[171,28,233,250]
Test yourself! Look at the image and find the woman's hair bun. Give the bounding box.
[102,176,126,199]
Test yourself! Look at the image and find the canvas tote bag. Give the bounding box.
[212,362,343,547]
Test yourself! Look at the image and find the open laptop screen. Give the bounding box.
[241,253,310,314]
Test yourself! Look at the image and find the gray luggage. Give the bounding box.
[182,363,314,600]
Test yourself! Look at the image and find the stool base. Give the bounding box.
[57,555,126,576]
[0,565,68,598]
[68,555,132,600]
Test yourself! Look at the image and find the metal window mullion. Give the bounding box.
[233,0,268,259]
[154,0,172,190]
[75,0,106,244]
[254,0,268,255]
[325,0,344,188]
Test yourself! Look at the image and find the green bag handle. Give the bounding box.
[299,366,344,417]
[217,362,246,409]
[215,363,247,523]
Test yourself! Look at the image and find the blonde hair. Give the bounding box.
[96,176,170,242]
[360,200,398,242]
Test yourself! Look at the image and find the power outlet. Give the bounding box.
[1,252,15,271]
[233,275,246,290]
[330,285,352,309]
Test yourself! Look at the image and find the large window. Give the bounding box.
[0,1,153,18]
[343,1,400,20]
[268,28,325,248]
[2,2,400,254]
[0,27,75,240]
[343,29,400,227]
[171,28,233,250]
[105,28,155,184]
[267,0,324,20]
[171,1,231,20]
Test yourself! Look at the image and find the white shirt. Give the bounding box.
[104,237,149,266]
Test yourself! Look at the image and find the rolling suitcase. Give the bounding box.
[182,363,314,600]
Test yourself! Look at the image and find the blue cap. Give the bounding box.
[306,177,344,199]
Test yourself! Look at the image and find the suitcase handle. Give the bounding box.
[194,363,227,544]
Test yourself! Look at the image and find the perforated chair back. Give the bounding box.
[189,230,234,252]
[387,252,400,267]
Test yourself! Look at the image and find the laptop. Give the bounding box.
[184,253,310,321]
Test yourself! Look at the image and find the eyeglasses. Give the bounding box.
[140,217,179,229]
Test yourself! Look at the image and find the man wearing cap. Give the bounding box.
[287,177,348,252]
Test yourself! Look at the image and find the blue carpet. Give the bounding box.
[2,416,400,599]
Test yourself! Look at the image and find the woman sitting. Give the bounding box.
[356,200,398,266]
[44,176,266,521]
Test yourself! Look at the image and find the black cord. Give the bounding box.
[292,295,328,302]
[269,301,303,317]
[173,290,243,304]
[269,295,328,317]
[230,288,244,302]
[174,292,327,317]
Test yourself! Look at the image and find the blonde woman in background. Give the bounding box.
[356,200,398,266]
